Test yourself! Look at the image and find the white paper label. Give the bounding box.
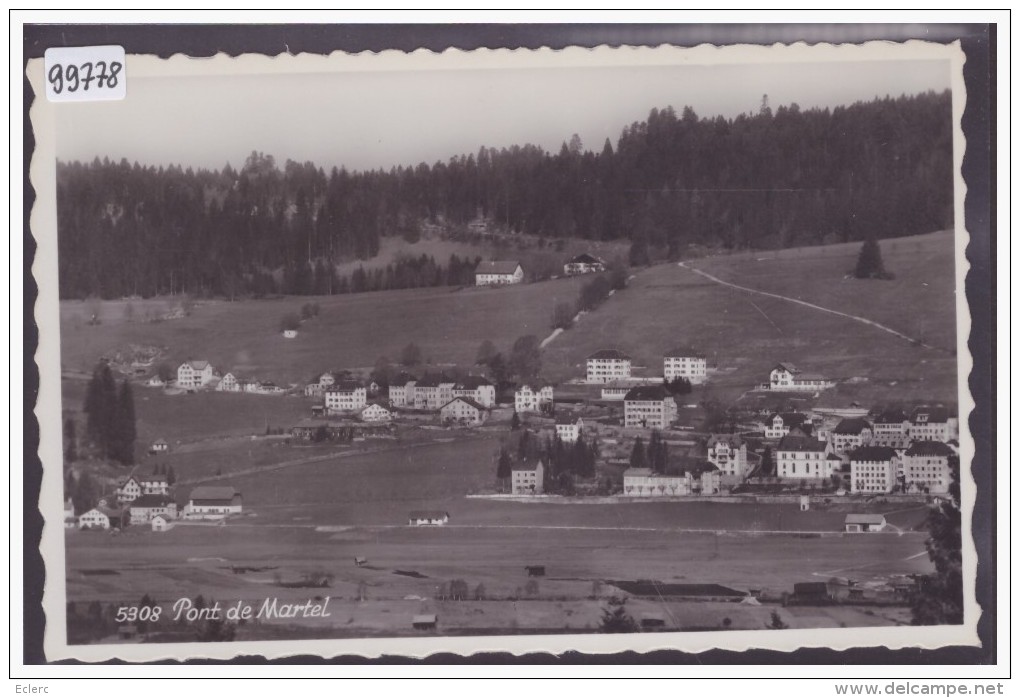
[43,45,126,102]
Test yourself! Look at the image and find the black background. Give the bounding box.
[21,22,996,669]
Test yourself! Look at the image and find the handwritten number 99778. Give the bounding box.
[48,60,122,94]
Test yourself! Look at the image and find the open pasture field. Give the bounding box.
[59,275,588,386]
[66,521,930,637]
[544,230,959,406]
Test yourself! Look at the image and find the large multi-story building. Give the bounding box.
[325,381,368,413]
[849,446,899,494]
[903,440,954,494]
[871,409,912,448]
[623,385,677,429]
[830,418,874,455]
[440,397,488,426]
[412,376,456,410]
[586,349,632,383]
[776,432,838,480]
[764,412,810,440]
[706,435,750,480]
[387,372,417,408]
[663,347,707,384]
[511,460,545,495]
[453,376,496,408]
[909,406,956,443]
[177,360,214,389]
[515,384,554,413]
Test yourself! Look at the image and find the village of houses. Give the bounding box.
[68,255,959,542]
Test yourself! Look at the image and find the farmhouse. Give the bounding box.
[413,375,456,410]
[177,360,214,389]
[116,473,168,505]
[256,381,285,395]
[217,372,241,392]
[440,397,488,426]
[149,438,169,454]
[563,253,606,276]
[768,363,834,392]
[663,347,707,384]
[475,260,524,286]
[776,431,835,480]
[909,406,956,443]
[622,468,691,497]
[554,415,583,443]
[830,418,874,455]
[871,409,912,448]
[128,494,178,525]
[587,349,632,383]
[79,506,122,530]
[408,511,449,526]
[144,376,166,388]
[765,412,810,440]
[412,614,438,630]
[849,446,899,494]
[324,380,367,413]
[600,382,630,401]
[151,514,173,532]
[452,376,496,408]
[515,384,554,413]
[290,419,352,441]
[511,459,545,495]
[844,514,887,533]
[624,385,677,429]
[360,403,392,422]
[283,329,298,339]
[387,372,417,407]
[903,441,954,495]
[706,435,750,480]
[184,486,242,520]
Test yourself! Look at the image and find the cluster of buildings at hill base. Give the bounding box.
[68,473,243,533]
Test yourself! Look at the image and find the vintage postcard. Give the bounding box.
[27,39,980,662]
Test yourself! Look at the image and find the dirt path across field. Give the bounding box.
[677,262,941,351]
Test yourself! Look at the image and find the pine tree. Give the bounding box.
[854,236,888,279]
[112,380,137,464]
[630,437,647,470]
[510,411,521,431]
[83,362,118,458]
[166,465,176,486]
[496,448,512,483]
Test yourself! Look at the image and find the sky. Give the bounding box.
[53,57,952,173]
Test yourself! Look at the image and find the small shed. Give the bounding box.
[412,614,437,631]
[799,495,810,511]
[408,511,450,526]
[525,565,546,577]
[844,513,887,533]
[354,556,368,567]
[151,514,172,532]
[283,329,298,339]
[149,438,169,454]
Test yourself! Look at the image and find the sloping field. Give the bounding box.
[59,275,588,385]
[544,230,960,406]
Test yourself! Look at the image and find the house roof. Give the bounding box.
[140,473,168,483]
[513,459,544,473]
[773,362,800,374]
[588,349,630,360]
[362,403,390,412]
[413,614,438,623]
[328,380,364,392]
[442,397,485,411]
[850,446,898,462]
[409,510,448,519]
[555,415,582,426]
[623,467,655,477]
[183,360,210,370]
[771,412,808,425]
[874,409,909,424]
[905,440,954,457]
[189,486,239,502]
[834,418,872,435]
[475,260,522,275]
[777,434,828,453]
[707,434,743,449]
[795,373,829,381]
[454,376,493,390]
[568,253,604,265]
[911,406,951,424]
[625,385,670,401]
[391,372,416,385]
[845,514,887,525]
[665,346,706,359]
[129,494,174,509]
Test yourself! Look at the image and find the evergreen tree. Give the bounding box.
[630,437,647,470]
[510,411,521,431]
[509,335,542,383]
[83,362,119,458]
[111,380,137,464]
[911,456,963,625]
[496,448,512,485]
[854,236,889,279]
[476,339,497,366]
[599,597,638,633]
[167,465,176,486]
[760,446,774,477]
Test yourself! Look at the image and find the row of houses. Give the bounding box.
[388,373,496,410]
[473,254,607,287]
[585,349,707,385]
[74,485,244,531]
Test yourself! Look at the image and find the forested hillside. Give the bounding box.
[55,90,952,300]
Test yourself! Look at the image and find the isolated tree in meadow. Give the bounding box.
[279,313,300,333]
[766,610,789,630]
[510,411,521,431]
[599,597,638,634]
[911,456,963,625]
[854,236,889,279]
[155,361,175,382]
[400,342,423,367]
[509,335,542,383]
[551,302,574,330]
[476,339,498,366]
[473,583,487,600]
[629,437,647,470]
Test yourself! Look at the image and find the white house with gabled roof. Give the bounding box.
[768,363,834,392]
[664,347,707,384]
[177,360,214,389]
[325,380,367,413]
[515,384,554,413]
[475,260,524,286]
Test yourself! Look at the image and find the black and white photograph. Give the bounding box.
[24,31,990,665]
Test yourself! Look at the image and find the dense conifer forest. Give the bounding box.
[55,90,952,300]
